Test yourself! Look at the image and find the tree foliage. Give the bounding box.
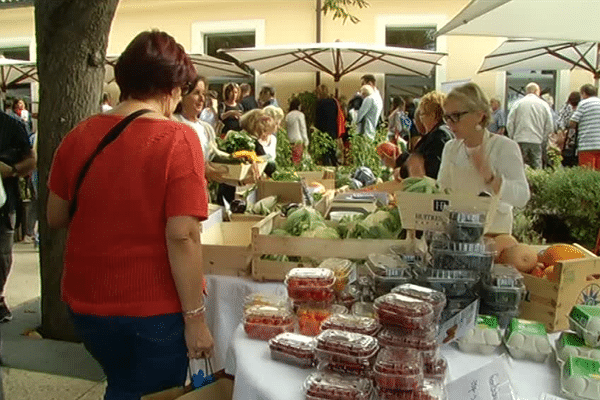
[513,166,600,250]
[322,0,369,24]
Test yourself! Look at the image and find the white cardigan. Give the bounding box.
[437,131,530,234]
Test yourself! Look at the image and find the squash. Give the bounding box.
[498,243,537,273]
[491,234,519,262]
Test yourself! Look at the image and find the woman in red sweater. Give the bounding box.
[46,30,213,399]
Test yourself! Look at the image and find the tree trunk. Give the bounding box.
[35,0,119,341]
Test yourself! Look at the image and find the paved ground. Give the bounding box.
[0,242,107,400]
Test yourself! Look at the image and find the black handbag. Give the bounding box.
[68,109,152,218]
[562,126,579,167]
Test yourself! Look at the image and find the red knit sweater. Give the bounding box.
[48,114,207,317]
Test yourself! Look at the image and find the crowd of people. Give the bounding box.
[1,26,599,399]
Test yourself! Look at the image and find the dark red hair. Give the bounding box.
[115,30,197,100]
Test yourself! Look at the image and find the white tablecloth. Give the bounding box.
[204,275,285,371]
[225,325,564,400]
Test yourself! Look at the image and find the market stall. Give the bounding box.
[225,324,562,400]
[203,275,285,371]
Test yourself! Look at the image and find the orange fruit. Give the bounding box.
[530,266,545,278]
[538,244,586,268]
[543,265,559,282]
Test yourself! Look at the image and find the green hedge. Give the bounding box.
[513,166,600,250]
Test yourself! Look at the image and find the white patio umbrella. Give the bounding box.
[479,39,599,75]
[220,42,446,82]
[436,0,600,43]
[0,56,37,109]
[104,53,251,83]
[0,56,37,91]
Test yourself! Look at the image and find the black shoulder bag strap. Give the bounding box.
[68,109,153,219]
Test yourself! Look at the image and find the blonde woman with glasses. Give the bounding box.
[438,82,530,234]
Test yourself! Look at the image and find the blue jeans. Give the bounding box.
[69,311,188,400]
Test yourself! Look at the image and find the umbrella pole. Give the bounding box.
[596,43,600,89]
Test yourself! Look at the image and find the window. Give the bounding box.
[385,27,437,111]
[203,32,255,99]
[506,70,557,111]
[0,46,29,60]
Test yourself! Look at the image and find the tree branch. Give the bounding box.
[322,0,369,24]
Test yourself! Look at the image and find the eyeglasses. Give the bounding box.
[442,110,470,123]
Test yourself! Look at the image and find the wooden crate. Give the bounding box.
[251,212,407,281]
[200,220,257,277]
[520,243,600,332]
[395,191,499,233]
[296,170,336,191]
[357,180,403,194]
[211,161,267,181]
[201,204,223,233]
[257,180,304,204]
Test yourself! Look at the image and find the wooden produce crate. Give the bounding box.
[395,191,499,233]
[520,244,600,332]
[296,170,336,191]
[201,204,223,233]
[251,212,407,281]
[257,180,304,204]
[357,180,403,195]
[200,220,258,277]
[211,161,267,181]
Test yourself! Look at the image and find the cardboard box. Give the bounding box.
[211,161,267,181]
[256,180,304,204]
[395,191,498,233]
[251,212,407,281]
[200,220,257,277]
[201,204,223,233]
[296,170,336,191]
[141,378,233,400]
[520,243,600,332]
[358,180,403,194]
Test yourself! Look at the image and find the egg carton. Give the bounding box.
[478,304,519,330]
[556,332,600,365]
[561,356,600,400]
[504,319,553,363]
[569,305,600,348]
[458,315,502,356]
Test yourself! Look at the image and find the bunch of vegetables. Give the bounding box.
[249,196,279,215]
[274,207,340,239]
[307,128,336,165]
[337,208,403,239]
[275,126,293,170]
[218,130,256,154]
[401,177,444,194]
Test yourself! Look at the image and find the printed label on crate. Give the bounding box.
[437,299,479,344]
[396,192,497,232]
[447,355,518,400]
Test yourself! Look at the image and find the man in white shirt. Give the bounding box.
[356,74,383,140]
[506,82,554,169]
[569,84,600,170]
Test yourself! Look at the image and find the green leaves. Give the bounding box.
[321,0,370,24]
[513,166,600,249]
[308,128,336,164]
